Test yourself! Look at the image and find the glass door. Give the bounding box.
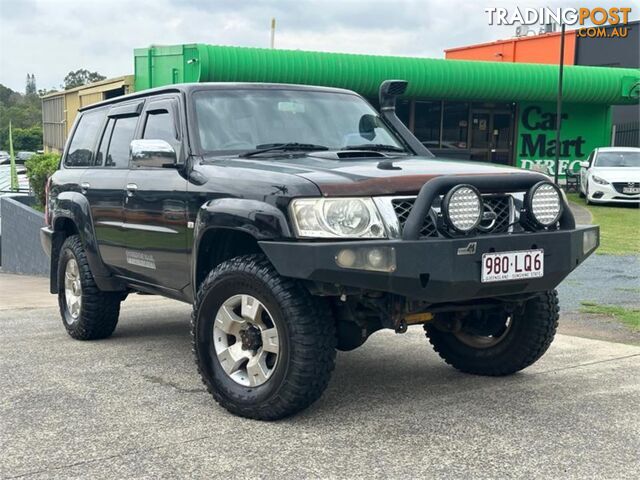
[491,112,512,165]
[469,109,513,164]
[470,111,491,161]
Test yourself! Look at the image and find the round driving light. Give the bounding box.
[527,182,562,227]
[336,249,357,268]
[442,185,483,233]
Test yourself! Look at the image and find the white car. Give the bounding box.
[579,147,640,205]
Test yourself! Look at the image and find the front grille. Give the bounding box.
[391,198,438,238]
[612,182,640,194]
[482,196,511,233]
[391,194,512,238]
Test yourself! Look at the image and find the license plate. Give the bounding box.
[623,187,640,194]
[481,249,544,283]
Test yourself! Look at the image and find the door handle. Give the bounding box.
[80,182,90,194]
[126,183,138,197]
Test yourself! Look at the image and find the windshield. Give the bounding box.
[193,89,403,154]
[595,151,640,168]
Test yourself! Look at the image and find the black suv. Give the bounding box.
[41,81,598,420]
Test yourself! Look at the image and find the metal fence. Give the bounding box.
[613,121,640,147]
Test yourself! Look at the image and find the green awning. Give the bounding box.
[134,44,640,105]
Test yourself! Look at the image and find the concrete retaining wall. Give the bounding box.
[0,196,49,276]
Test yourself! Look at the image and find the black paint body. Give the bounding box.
[41,83,596,306]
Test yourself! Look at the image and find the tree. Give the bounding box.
[38,87,58,97]
[25,74,37,95]
[12,126,43,151]
[63,69,106,90]
[0,83,43,150]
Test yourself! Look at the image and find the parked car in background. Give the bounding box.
[579,147,640,205]
[0,151,36,165]
[16,151,36,163]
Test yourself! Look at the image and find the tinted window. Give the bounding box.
[65,109,106,166]
[95,119,115,167]
[143,110,176,143]
[105,116,138,168]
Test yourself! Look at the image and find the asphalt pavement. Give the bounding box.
[1,273,639,479]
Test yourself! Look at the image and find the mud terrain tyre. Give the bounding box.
[425,290,559,376]
[58,235,121,340]
[192,254,336,420]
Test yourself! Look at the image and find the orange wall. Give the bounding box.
[446,31,576,65]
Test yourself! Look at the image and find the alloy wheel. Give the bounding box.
[212,294,280,387]
[64,258,82,322]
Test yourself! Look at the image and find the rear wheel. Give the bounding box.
[425,291,559,376]
[192,254,336,420]
[58,235,121,340]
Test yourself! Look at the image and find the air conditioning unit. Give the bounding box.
[540,22,558,34]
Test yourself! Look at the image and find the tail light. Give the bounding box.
[44,177,52,227]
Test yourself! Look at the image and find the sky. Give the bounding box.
[0,0,636,93]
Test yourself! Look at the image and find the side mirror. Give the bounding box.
[130,139,177,169]
[579,161,589,168]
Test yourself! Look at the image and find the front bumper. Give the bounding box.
[260,226,599,304]
[588,181,640,204]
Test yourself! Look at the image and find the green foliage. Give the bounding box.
[0,84,42,150]
[25,153,60,208]
[566,193,640,255]
[581,302,640,330]
[12,126,42,151]
[63,69,106,90]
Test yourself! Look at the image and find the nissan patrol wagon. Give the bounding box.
[41,81,599,419]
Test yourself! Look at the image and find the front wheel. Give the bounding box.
[58,235,122,340]
[192,254,336,420]
[425,291,559,376]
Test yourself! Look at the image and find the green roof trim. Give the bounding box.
[134,44,640,105]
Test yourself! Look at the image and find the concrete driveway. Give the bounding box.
[1,274,639,479]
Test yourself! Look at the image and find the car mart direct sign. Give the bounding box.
[517,102,612,176]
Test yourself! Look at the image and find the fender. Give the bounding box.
[52,191,125,291]
[194,198,292,241]
[190,198,292,294]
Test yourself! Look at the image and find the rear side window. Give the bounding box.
[65,109,106,167]
[104,116,139,168]
[143,110,176,143]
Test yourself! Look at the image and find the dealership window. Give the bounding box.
[441,102,469,149]
[395,99,411,127]
[413,101,441,147]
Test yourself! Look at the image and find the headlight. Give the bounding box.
[442,185,483,233]
[526,182,563,227]
[591,175,609,185]
[290,197,386,238]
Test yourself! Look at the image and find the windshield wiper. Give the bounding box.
[342,144,406,153]
[239,142,329,158]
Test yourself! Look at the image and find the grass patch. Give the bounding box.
[566,193,640,255]
[580,302,640,330]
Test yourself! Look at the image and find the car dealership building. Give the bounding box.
[44,42,639,177]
